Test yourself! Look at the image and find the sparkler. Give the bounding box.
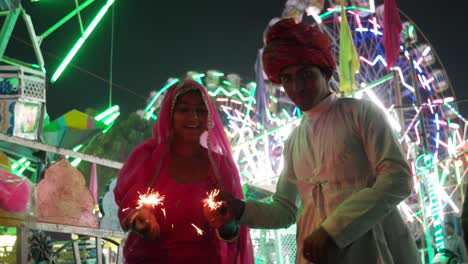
[203,189,223,210]
[136,188,165,209]
[191,223,204,236]
[161,208,167,219]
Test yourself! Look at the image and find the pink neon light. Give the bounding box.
[414,123,421,145]
[424,76,434,87]
[436,120,447,126]
[230,99,242,105]
[348,10,365,29]
[243,104,255,111]
[360,56,372,65]
[427,99,434,115]
[368,17,381,29]
[437,139,449,148]
[234,109,245,118]
[359,55,387,67]
[221,105,232,111]
[417,74,433,91]
[415,57,423,67]
[399,107,422,144]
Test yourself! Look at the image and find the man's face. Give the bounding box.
[445,224,454,235]
[279,65,330,111]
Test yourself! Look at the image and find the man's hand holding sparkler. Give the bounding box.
[203,189,245,239]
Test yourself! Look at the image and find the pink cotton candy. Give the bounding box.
[0,169,31,212]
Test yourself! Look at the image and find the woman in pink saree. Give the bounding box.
[114,79,254,263]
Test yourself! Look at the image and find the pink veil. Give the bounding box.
[114,79,254,263]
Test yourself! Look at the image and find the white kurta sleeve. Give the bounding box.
[458,236,468,262]
[239,139,300,229]
[321,100,413,248]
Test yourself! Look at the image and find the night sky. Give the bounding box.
[8,0,467,120]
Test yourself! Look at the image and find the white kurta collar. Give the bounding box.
[303,93,337,121]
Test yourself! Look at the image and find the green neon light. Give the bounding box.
[145,107,157,120]
[192,73,205,78]
[439,160,450,186]
[269,95,278,104]
[212,72,224,77]
[319,6,371,19]
[408,25,415,39]
[418,154,445,254]
[71,158,82,167]
[16,161,31,175]
[51,0,115,83]
[95,105,119,121]
[415,153,433,171]
[72,144,83,152]
[240,87,250,94]
[208,87,256,103]
[39,0,95,41]
[145,78,180,112]
[352,74,393,95]
[103,112,120,125]
[11,157,27,170]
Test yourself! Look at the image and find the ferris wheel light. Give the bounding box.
[364,90,402,132]
[449,123,460,129]
[444,97,454,103]
[422,46,432,57]
[307,7,323,24]
[369,0,376,13]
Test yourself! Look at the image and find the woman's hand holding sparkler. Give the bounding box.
[127,188,165,240]
[129,207,161,240]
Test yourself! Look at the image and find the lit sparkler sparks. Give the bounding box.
[136,188,165,209]
[191,223,204,236]
[204,189,223,210]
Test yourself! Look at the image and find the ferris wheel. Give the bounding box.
[317,4,458,158]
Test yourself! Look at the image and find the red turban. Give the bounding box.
[262,18,336,84]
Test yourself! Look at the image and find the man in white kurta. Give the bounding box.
[239,93,421,263]
[205,18,421,263]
